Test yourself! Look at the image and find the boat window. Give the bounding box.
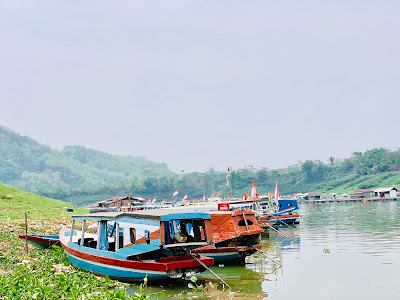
[164,219,207,244]
[238,219,254,226]
[130,228,136,244]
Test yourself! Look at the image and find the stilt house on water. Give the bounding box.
[372,187,398,199]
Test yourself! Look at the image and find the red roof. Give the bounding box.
[306,192,319,197]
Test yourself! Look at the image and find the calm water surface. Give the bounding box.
[133,201,400,299]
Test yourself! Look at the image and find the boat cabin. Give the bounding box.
[68,209,214,259]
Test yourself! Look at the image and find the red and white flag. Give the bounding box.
[172,190,178,197]
[226,166,230,186]
[183,194,188,201]
[202,192,206,202]
[145,198,151,205]
[161,199,165,204]
[152,197,156,203]
[243,191,246,201]
[274,180,280,206]
[227,194,231,202]
[251,179,258,200]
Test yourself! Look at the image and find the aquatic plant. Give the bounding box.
[0,245,134,299]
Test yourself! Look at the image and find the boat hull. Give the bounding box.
[259,214,299,227]
[60,228,214,281]
[19,234,60,249]
[192,244,262,265]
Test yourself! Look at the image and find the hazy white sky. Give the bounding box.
[1,1,399,173]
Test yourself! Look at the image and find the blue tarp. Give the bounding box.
[98,221,109,251]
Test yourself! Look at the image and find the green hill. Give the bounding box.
[0,182,87,225]
[0,125,175,206]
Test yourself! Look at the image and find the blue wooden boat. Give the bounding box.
[59,209,215,281]
[19,234,61,249]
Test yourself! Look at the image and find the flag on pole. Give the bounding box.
[274,180,280,207]
[146,198,151,205]
[183,194,188,201]
[226,166,230,186]
[172,190,178,197]
[161,199,165,204]
[293,193,297,199]
[251,179,258,200]
[152,197,156,203]
[203,192,206,202]
[227,194,231,202]
[243,191,246,201]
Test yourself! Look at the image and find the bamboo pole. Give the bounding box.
[189,252,232,291]
[266,223,291,240]
[248,244,282,268]
[25,212,28,254]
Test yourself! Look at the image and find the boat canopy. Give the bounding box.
[71,209,211,222]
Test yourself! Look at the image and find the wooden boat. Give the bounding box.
[192,209,263,264]
[257,199,299,228]
[59,209,215,281]
[19,234,61,249]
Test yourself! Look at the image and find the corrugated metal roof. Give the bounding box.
[372,187,398,193]
[351,189,372,194]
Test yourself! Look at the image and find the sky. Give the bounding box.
[1,1,399,173]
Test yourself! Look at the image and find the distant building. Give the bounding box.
[295,193,306,199]
[92,196,146,209]
[372,187,398,198]
[304,192,320,200]
[350,189,372,199]
[328,193,337,199]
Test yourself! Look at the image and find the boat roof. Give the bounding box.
[72,209,211,222]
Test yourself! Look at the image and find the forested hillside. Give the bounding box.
[0,126,174,205]
[1,125,400,206]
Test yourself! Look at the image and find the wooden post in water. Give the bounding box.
[24,212,28,254]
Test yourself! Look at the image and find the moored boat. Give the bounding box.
[257,198,299,227]
[19,234,61,249]
[192,209,263,264]
[59,209,215,281]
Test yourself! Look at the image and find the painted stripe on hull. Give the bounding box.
[201,253,240,264]
[65,251,167,281]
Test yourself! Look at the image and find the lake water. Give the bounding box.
[134,201,400,299]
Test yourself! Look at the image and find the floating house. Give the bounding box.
[304,192,320,200]
[89,196,147,212]
[372,187,398,199]
[328,193,337,199]
[350,189,373,199]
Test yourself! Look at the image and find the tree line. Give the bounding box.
[1,125,400,206]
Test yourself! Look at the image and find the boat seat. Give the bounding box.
[77,238,94,247]
[88,240,97,249]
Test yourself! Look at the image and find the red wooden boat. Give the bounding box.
[192,209,263,264]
